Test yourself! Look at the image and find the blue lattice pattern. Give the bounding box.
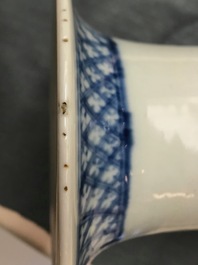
[76,19,132,265]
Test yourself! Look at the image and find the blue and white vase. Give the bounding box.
[52,0,198,264]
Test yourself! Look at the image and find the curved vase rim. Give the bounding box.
[56,0,78,264]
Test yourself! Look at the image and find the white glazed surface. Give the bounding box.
[57,1,198,263]
[117,39,198,239]
[57,0,78,264]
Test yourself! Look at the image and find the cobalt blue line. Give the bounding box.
[111,42,133,240]
[76,17,133,265]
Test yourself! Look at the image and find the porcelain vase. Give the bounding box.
[52,0,198,264]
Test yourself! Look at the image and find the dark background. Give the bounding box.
[0,0,198,264]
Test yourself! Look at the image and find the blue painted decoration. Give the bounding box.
[76,19,132,265]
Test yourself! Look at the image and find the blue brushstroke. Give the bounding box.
[76,18,132,265]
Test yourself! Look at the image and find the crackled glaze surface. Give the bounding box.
[76,21,132,265]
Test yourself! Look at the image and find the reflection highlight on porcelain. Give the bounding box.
[117,39,198,239]
[147,101,198,151]
[56,1,198,264]
[153,192,195,199]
